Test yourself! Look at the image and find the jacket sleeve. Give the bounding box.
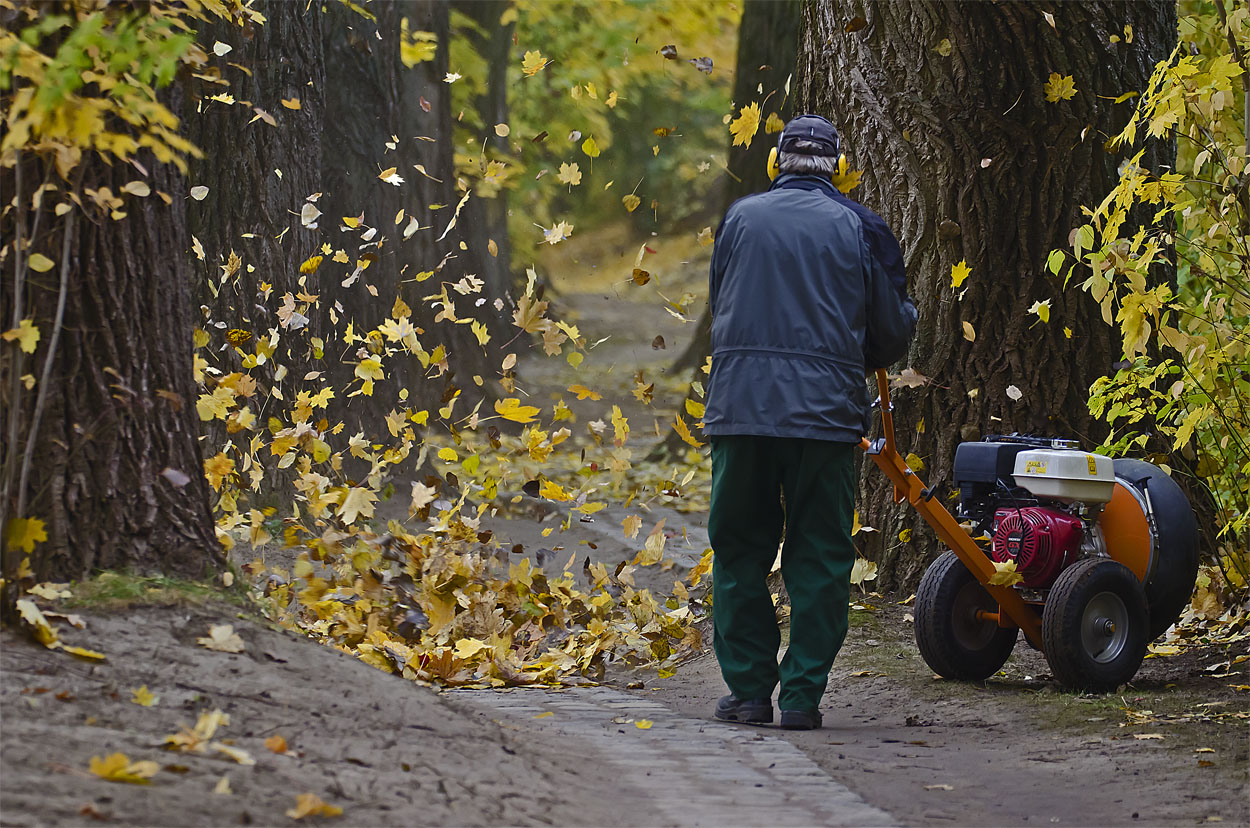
[863,231,917,371]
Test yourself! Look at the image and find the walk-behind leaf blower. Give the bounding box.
[861,370,1199,692]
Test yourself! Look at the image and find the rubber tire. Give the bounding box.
[1112,459,1200,640]
[1042,558,1148,692]
[915,551,1018,680]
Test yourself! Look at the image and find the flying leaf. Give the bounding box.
[950,259,971,288]
[6,516,47,553]
[521,50,549,76]
[633,519,667,566]
[635,719,654,730]
[988,559,1024,586]
[962,321,976,341]
[1006,384,1023,401]
[338,486,377,525]
[543,221,574,245]
[1044,73,1077,102]
[265,734,289,754]
[622,194,641,212]
[1028,299,1051,323]
[905,452,925,472]
[934,39,952,57]
[697,227,714,247]
[495,398,540,423]
[672,414,703,447]
[557,163,582,186]
[850,557,879,586]
[567,384,602,401]
[2,319,40,354]
[728,102,761,148]
[581,137,601,158]
[197,624,245,653]
[622,515,642,539]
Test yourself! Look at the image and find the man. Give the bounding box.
[703,114,916,730]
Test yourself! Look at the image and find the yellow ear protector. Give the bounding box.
[766,114,846,183]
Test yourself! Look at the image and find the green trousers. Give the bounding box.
[709,435,856,712]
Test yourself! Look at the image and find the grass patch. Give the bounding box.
[65,571,248,611]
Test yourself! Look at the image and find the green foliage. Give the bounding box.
[445,0,739,260]
[0,4,207,175]
[1053,0,1249,589]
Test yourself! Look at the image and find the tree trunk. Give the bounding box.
[187,1,326,350]
[1,151,221,585]
[317,0,487,436]
[798,0,1176,589]
[452,0,515,328]
[653,0,802,461]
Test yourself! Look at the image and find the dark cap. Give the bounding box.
[777,114,840,156]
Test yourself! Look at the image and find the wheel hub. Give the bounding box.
[1081,591,1129,664]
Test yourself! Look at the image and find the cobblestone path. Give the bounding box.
[454,686,894,827]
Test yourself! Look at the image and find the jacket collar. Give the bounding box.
[768,172,839,197]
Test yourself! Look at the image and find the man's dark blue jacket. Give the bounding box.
[703,173,917,443]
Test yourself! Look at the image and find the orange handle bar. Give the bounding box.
[859,369,1043,647]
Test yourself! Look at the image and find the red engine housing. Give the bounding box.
[990,507,1084,588]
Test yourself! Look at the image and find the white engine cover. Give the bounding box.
[1012,449,1116,504]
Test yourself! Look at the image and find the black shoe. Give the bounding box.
[779,709,822,730]
[714,694,773,724]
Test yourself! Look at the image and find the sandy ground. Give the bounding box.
[0,603,653,827]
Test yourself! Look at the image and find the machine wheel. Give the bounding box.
[1042,557,1148,692]
[1111,459,1200,640]
[915,551,1018,680]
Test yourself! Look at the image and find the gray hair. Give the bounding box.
[778,148,835,176]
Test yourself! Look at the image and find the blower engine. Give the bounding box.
[953,436,1116,590]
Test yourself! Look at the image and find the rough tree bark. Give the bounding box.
[798,0,1176,589]
[187,1,326,351]
[452,0,515,326]
[1,150,221,584]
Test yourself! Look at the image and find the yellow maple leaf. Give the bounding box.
[557,162,582,186]
[950,259,971,288]
[355,357,384,383]
[1044,72,1077,102]
[538,479,571,501]
[89,753,160,784]
[622,515,642,539]
[2,319,40,353]
[203,453,234,490]
[611,405,629,445]
[988,559,1025,586]
[337,486,377,525]
[567,384,602,401]
[729,102,761,148]
[6,517,47,554]
[495,397,540,423]
[521,50,549,77]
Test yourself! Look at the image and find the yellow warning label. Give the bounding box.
[1087,456,1099,476]
[1024,460,1047,475]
